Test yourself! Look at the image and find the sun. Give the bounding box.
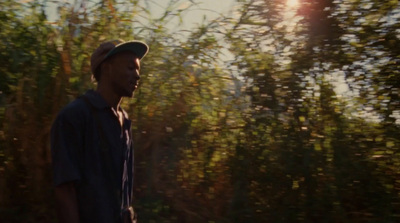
[286,0,299,8]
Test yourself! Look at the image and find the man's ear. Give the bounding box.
[100,61,112,79]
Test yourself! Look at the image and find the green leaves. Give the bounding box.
[1,0,400,222]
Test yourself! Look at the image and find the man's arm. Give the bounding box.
[55,182,79,223]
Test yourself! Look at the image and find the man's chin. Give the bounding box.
[123,90,135,98]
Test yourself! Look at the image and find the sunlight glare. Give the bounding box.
[286,0,299,8]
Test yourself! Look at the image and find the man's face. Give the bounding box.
[106,51,141,97]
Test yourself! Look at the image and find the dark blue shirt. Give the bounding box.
[51,90,134,223]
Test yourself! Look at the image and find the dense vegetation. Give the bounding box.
[1,0,399,222]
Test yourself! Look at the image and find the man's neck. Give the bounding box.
[95,87,122,111]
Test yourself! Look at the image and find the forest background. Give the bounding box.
[1,0,400,222]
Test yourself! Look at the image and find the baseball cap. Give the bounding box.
[90,39,149,75]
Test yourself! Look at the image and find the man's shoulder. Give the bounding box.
[56,96,91,123]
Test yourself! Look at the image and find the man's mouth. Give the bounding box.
[130,81,138,89]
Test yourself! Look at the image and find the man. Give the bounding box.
[51,40,149,223]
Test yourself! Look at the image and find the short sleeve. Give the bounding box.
[50,107,84,186]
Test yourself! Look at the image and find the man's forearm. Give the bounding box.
[55,182,80,223]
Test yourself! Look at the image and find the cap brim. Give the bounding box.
[104,41,149,60]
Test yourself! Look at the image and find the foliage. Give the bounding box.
[0,0,399,222]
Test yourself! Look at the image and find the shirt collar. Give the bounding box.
[83,89,110,110]
[83,90,131,125]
